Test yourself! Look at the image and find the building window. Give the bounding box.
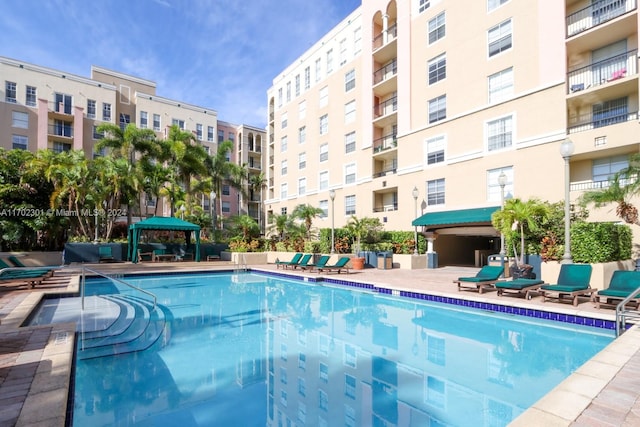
[419,0,431,13]
[593,97,628,128]
[319,171,329,191]
[354,27,362,54]
[295,74,301,97]
[12,135,27,150]
[428,95,447,123]
[281,113,288,129]
[222,201,231,213]
[5,81,17,103]
[345,132,356,153]
[345,163,356,185]
[281,136,288,152]
[345,100,356,124]
[345,195,356,215]
[426,135,445,165]
[298,126,306,144]
[171,119,184,129]
[340,38,347,65]
[153,114,161,131]
[319,114,328,135]
[120,113,131,131]
[320,143,328,162]
[488,167,513,202]
[52,141,71,153]
[298,178,307,195]
[222,185,230,196]
[194,123,202,140]
[428,12,446,44]
[326,49,334,74]
[281,207,287,215]
[319,199,328,217]
[207,126,214,142]
[281,160,288,176]
[55,93,72,114]
[304,66,311,90]
[25,85,36,107]
[488,19,512,57]
[278,88,283,107]
[319,86,328,108]
[102,103,112,121]
[11,111,28,128]
[286,81,291,102]
[218,129,224,143]
[299,100,306,119]
[87,100,96,119]
[345,375,356,399]
[488,0,509,12]
[428,54,446,85]
[319,390,329,411]
[298,152,306,169]
[488,68,513,103]
[427,178,445,206]
[593,155,628,183]
[140,111,148,129]
[93,125,103,140]
[345,69,356,92]
[487,115,513,151]
[315,58,322,82]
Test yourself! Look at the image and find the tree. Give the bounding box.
[230,214,260,242]
[267,213,292,241]
[207,140,247,228]
[347,216,383,254]
[292,204,325,241]
[491,198,550,267]
[580,174,639,225]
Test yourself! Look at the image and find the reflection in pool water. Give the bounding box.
[71,272,613,426]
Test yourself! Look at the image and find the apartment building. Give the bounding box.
[266,0,639,266]
[0,57,266,229]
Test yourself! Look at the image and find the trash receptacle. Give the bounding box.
[377,251,392,269]
[488,254,509,277]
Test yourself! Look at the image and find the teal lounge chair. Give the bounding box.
[495,278,545,300]
[317,256,351,274]
[593,270,640,309]
[539,264,594,306]
[453,265,504,294]
[291,254,313,269]
[98,246,115,263]
[275,253,303,269]
[0,259,52,288]
[300,255,330,271]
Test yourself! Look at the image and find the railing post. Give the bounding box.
[81,265,85,311]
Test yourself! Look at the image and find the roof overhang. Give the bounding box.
[412,206,500,229]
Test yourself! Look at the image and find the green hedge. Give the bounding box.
[571,222,632,263]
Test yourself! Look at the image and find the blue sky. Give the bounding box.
[0,0,361,128]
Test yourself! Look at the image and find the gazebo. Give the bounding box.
[128,216,201,263]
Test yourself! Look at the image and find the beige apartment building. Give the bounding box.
[266,0,640,266]
[0,57,266,230]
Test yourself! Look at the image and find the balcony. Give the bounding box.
[373,96,397,127]
[373,59,398,97]
[48,101,74,120]
[567,0,636,37]
[372,167,397,179]
[372,133,397,154]
[373,203,398,213]
[372,24,398,64]
[570,177,634,192]
[48,123,73,139]
[372,23,397,50]
[567,49,637,94]
[568,106,638,134]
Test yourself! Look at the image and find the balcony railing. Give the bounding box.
[49,101,73,115]
[372,23,398,50]
[373,133,397,153]
[570,177,634,191]
[48,124,73,138]
[567,0,636,37]
[568,109,638,134]
[373,97,398,119]
[373,167,397,178]
[567,49,637,93]
[373,203,398,213]
[373,59,398,85]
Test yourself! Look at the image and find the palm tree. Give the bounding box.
[207,140,247,226]
[292,204,325,241]
[231,214,260,242]
[267,213,292,241]
[491,198,550,267]
[347,216,383,254]
[580,173,639,225]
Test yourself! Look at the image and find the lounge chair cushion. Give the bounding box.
[457,265,503,282]
[495,279,543,290]
[540,284,590,292]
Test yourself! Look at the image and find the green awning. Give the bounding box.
[412,206,500,228]
[127,216,201,263]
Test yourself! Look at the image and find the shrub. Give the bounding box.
[571,222,632,263]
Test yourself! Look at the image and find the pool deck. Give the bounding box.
[1,261,640,426]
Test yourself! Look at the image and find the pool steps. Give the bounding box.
[77,294,167,360]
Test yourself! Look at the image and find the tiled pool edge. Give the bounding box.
[255,268,618,331]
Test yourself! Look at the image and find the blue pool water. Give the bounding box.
[68,271,614,426]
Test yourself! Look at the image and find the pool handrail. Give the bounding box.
[81,266,157,311]
[615,282,640,337]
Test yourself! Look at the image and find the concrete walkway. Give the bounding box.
[0,262,639,426]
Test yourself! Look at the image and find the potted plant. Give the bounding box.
[347,216,383,270]
[491,198,549,279]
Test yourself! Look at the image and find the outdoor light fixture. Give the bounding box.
[498,171,507,269]
[560,138,575,263]
[329,189,336,254]
[412,186,419,255]
[210,191,216,232]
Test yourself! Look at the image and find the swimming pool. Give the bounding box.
[64,271,614,426]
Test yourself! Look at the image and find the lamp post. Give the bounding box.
[210,191,216,234]
[180,205,186,220]
[498,171,507,269]
[329,189,336,254]
[412,186,419,255]
[560,138,575,264]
